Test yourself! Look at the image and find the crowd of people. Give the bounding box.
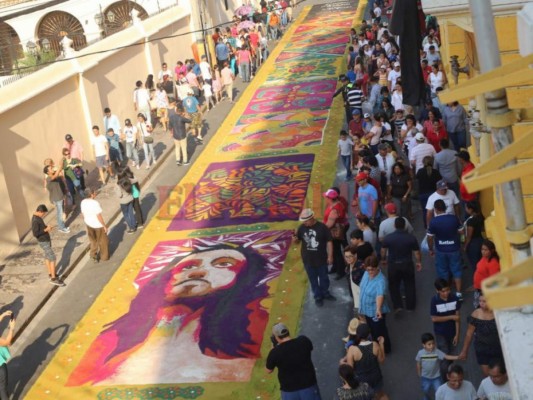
[30,0,298,288]
[266,7,511,400]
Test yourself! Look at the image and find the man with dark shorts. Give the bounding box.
[266,323,322,400]
[32,204,65,286]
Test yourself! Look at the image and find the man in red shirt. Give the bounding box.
[456,150,477,203]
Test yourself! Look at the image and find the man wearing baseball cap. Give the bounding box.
[409,132,436,173]
[266,323,322,399]
[294,208,335,307]
[354,172,378,221]
[426,179,461,226]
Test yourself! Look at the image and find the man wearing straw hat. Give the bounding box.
[294,209,336,307]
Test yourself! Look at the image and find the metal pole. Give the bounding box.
[468,1,533,397]
[469,0,530,261]
[199,1,209,64]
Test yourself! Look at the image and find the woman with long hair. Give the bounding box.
[458,293,503,376]
[356,215,376,248]
[472,240,500,307]
[416,156,442,228]
[137,113,156,169]
[388,162,412,219]
[154,83,169,131]
[116,177,137,234]
[335,363,375,400]
[464,200,485,270]
[118,167,144,229]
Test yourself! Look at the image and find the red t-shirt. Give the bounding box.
[323,202,348,226]
[474,257,500,289]
[460,162,477,201]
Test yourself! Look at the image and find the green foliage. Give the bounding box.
[17,50,56,73]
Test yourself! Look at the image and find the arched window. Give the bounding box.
[103,1,148,36]
[0,21,22,76]
[37,11,87,56]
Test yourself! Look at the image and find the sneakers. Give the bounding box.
[136,165,140,170]
[138,225,144,229]
[176,161,182,166]
[126,228,137,234]
[59,227,70,234]
[315,298,324,307]
[183,161,190,165]
[456,292,464,302]
[50,277,66,287]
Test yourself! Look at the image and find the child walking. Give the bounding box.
[416,332,458,400]
[202,81,215,111]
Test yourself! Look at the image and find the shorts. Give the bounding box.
[96,155,108,168]
[190,112,202,130]
[157,107,168,118]
[38,241,56,261]
[435,250,462,279]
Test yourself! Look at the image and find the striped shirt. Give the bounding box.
[347,88,364,109]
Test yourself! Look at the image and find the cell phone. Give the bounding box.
[10,313,15,321]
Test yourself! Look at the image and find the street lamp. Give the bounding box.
[41,38,51,53]
[94,12,103,27]
[26,40,37,55]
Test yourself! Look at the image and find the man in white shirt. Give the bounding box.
[158,62,172,82]
[436,365,476,400]
[103,107,121,136]
[376,143,394,188]
[81,188,109,262]
[133,80,152,125]
[91,125,110,185]
[426,180,461,226]
[338,131,354,181]
[477,359,512,400]
[199,55,212,85]
[410,132,436,173]
[373,4,382,23]
[388,62,401,91]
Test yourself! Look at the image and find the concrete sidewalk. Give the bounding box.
[0,123,176,341]
[0,85,252,344]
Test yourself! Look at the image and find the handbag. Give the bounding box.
[351,261,365,286]
[143,136,154,144]
[330,222,345,241]
[73,166,84,179]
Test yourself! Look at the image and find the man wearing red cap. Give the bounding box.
[354,172,378,221]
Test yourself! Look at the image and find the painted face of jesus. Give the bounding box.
[165,249,246,299]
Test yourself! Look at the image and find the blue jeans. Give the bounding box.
[435,250,462,279]
[120,202,136,230]
[466,236,483,270]
[281,384,322,400]
[303,264,330,300]
[448,130,467,151]
[421,376,442,400]
[53,200,66,230]
[341,155,352,179]
[239,62,250,82]
[418,192,431,228]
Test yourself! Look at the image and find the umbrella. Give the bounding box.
[235,5,253,16]
[237,20,256,31]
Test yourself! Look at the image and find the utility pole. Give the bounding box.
[468,0,533,397]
